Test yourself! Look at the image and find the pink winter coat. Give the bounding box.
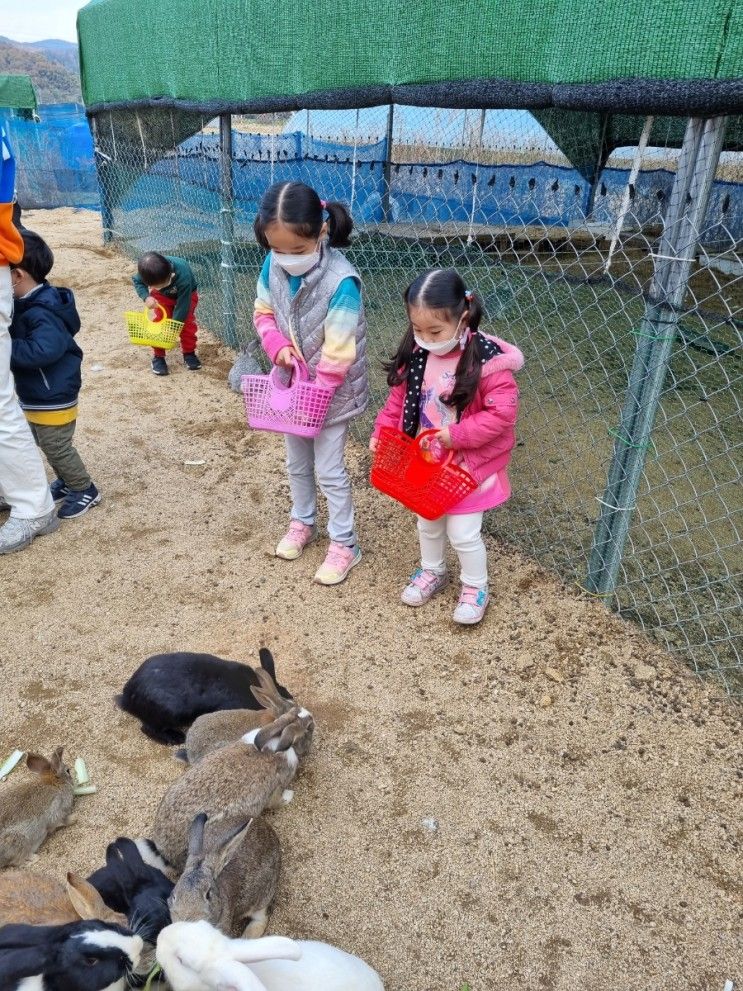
[372,336,524,484]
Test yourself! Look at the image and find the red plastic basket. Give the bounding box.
[370,427,477,520]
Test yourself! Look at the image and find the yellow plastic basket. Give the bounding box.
[125,304,183,350]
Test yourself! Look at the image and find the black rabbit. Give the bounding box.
[87,837,174,943]
[116,647,292,744]
[0,918,143,991]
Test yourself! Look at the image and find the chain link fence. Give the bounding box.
[90,105,743,695]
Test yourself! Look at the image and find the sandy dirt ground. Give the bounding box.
[1,208,740,991]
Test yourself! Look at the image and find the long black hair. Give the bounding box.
[385,268,486,418]
[254,181,353,249]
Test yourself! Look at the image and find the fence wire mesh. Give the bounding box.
[91,105,743,695]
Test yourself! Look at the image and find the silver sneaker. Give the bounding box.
[401,568,449,606]
[452,585,490,625]
[0,510,60,555]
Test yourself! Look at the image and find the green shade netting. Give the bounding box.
[0,76,38,116]
[78,0,743,111]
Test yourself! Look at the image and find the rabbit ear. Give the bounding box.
[250,686,273,711]
[25,752,52,775]
[230,935,302,965]
[254,710,299,751]
[210,820,253,875]
[66,873,112,920]
[49,747,65,773]
[253,668,293,713]
[250,685,289,715]
[210,958,268,991]
[258,647,276,679]
[187,813,208,860]
[105,839,123,863]
[276,720,306,753]
[113,837,143,865]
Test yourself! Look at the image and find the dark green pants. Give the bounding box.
[29,420,91,492]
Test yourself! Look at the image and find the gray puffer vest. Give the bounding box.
[268,244,369,426]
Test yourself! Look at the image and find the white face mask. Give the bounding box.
[413,333,459,355]
[413,319,465,356]
[272,246,320,277]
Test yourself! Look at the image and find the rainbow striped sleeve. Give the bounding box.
[253,254,292,362]
[315,276,361,390]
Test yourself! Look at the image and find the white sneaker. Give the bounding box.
[453,585,489,625]
[400,568,449,606]
[0,510,60,555]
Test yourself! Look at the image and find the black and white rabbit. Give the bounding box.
[116,648,293,744]
[0,918,143,991]
[87,836,174,943]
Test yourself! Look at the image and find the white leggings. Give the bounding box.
[417,511,487,589]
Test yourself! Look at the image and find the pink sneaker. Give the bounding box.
[275,521,317,560]
[400,568,449,607]
[453,585,489,625]
[314,542,362,585]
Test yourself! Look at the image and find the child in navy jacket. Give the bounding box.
[9,230,100,520]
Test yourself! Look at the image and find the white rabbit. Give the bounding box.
[157,919,385,991]
[156,920,299,991]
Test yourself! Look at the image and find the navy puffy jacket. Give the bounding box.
[9,283,83,412]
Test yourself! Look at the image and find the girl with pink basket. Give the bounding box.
[371,268,524,625]
[252,181,369,586]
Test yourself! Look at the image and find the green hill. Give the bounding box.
[0,38,81,104]
[23,39,80,76]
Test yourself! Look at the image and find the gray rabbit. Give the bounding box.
[0,748,75,868]
[152,708,312,871]
[169,812,280,938]
[179,668,314,765]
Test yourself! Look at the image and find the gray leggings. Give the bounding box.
[30,420,91,492]
[285,421,356,547]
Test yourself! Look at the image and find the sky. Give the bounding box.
[0,0,84,43]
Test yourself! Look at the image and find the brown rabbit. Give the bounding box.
[152,708,312,871]
[0,748,75,867]
[180,669,314,765]
[0,870,127,926]
[169,813,281,938]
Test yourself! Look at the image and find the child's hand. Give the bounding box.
[276,346,300,370]
[435,427,453,449]
[369,436,379,452]
[144,295,158,310]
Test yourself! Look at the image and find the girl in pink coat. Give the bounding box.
[371,268,523,625]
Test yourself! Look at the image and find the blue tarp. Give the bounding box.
[3,104,98,209]
[136,132,742,239]
[4,103,742,244]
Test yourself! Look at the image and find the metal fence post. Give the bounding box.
[90,117,114,243]
[585,116,728,595]
[382,104,394,223]
[219,113,237,348]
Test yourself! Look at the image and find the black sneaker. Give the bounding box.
[50,478,70,503]
[183,352,202,371]
[58,483,101,520]
[151,357,169,376]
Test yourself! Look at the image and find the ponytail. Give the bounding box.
[324,200,353,247]
[254,181,353,249]
[384,326,415,387]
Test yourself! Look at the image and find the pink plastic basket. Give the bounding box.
[241,359,333,438]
